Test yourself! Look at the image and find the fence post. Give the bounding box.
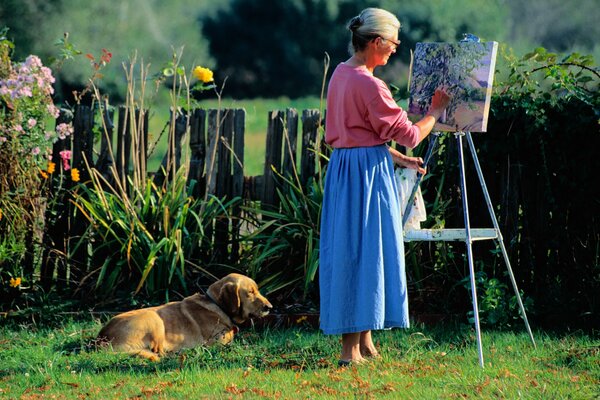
[96,100,115,182]
[40,108,73,291]
[230,109,246,264]
[116,106,131,190]
[134,109,149,185]
[69,104,95,288]
[154,109,187,186]
[283,108,299,181]
[205,109,220,195]
[300,109,321,187]
[188,109,207,197]
[214,110,234,262]
[262,110,285,210]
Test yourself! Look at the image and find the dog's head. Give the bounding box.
[207,273,272,324]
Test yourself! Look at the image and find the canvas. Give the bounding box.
[408,41,498,132]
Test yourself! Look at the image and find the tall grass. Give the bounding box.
[0,320,597,399]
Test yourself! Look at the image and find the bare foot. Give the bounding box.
[360,346,380,358]
[359,331,380,358]
[339,332,366,365]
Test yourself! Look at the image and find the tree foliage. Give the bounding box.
[201,0,353,98]
[200,0,510,98]
[1,0,216,103]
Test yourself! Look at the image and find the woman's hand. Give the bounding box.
[427,88,452,120]
[415,88,452,144]
[388,147,426,175]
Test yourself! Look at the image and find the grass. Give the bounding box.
[0,319,598,399]
[145,96,323,177]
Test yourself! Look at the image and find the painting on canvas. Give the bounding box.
[408,41,498,132]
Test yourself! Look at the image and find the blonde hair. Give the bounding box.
[347,8,401,54]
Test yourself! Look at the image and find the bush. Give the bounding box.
[0,29,72,308]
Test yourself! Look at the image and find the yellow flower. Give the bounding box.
[71,168,80,182]
[10,277,21,288]
[47,161,56,174]
[193,66,214,83]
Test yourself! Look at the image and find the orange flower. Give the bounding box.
[40,170,49,179]
[10,277,21,288]
[0,208,3,221]
[47,161,56,174]
[71,168,80,182]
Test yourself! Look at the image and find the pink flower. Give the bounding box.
[47,104,60,119]
[32,147,40,155]
[60,149,72,171]
[25,55,42,69]
[60,150,71,160]
[56,123,73,139]
[28,118,37,128]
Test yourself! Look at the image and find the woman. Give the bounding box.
[319,7,450,365]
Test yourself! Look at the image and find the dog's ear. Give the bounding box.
[218,282,241,315]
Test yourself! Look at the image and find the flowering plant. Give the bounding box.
[0,55,66,167]
[0,29,72,300]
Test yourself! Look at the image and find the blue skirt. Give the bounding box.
[319,145,409,335]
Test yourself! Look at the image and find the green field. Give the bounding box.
[145,96,323,177]
[0,320,598,399]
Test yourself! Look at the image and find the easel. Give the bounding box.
[402,131,536,368]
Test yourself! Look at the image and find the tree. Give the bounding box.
[201,0,370,98]
[2,0,216,103]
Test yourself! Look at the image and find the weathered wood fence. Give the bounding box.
[39,104,324,290]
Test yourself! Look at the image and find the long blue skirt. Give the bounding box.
[319,145,409,335]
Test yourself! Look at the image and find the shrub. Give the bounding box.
[0,29,71,307]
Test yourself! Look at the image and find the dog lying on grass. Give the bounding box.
[97,273,272,361]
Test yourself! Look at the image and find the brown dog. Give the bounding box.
[97,273,272,361]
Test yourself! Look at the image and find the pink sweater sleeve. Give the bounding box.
[365,79,421,148]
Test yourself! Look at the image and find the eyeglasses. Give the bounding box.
[380,37,401,50]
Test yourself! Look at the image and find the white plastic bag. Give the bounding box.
[395,168,427,230]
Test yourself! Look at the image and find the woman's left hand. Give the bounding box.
[388,147,426,174]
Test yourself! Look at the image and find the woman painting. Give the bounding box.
[319,7,451,366]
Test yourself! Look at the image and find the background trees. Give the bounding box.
[1,0,598,100]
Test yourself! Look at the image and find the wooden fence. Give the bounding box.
[39,104,324,290]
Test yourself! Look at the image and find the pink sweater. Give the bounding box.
[325,63,420,149]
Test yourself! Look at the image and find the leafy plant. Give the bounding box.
[67,45,236,304]
[74,167,240,302]
[241,165,324,306]
[461,269,534,329]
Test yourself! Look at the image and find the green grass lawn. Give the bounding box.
[1,319,598,399]
[145,96,323,177]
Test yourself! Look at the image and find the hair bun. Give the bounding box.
[348,15,362,32]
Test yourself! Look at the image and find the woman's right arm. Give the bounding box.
[414,88,451,144]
